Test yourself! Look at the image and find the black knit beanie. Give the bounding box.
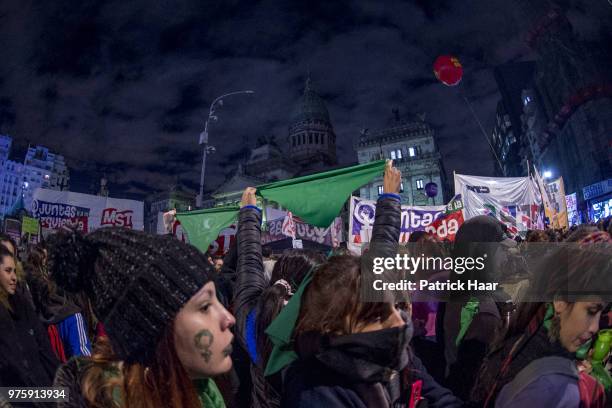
[47,227,215,364]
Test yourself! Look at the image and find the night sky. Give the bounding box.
[0,0,610,200]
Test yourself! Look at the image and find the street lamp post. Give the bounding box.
[197,90,254,208]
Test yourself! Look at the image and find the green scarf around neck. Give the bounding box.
[195,378,226,408]
[264,270,314,376]
[456,297,480,346]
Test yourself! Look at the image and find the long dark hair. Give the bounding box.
[0,245,14,311]
[295,255,398,337]
[0,233,17,256]
[255,250,324,368]
[471,237,612,405]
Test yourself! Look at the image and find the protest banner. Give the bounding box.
[21,216,40,243]
[167,206,341,255]
[3,218,21,245]
[263,215,341,246]
[454,173,541,236]
[21,216,39,235]
[348,196,463,254]
[32,188,144,234]
[429,194,465,240]
[565,193,580,227]
[534,169,569,229]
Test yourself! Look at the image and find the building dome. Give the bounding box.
[290,78,331,123]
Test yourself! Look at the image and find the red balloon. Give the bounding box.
[433,55,463,86]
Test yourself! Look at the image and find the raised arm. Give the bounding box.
[233,187,267,342]
[369,160,402,253]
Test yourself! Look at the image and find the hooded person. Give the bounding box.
[264,161,462,408]
[49,228,235,408]
[439,215,513,400]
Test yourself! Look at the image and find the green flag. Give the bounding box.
[257,160,386,227]
[176,206,240,253]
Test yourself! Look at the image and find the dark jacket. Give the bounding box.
[442,296,503,400]
[24,263,81,325]
[0,290,60,389]
[471,325,584,407]
[234,206,278,408]
[442,216,510,400]
[233,196,405,408]
[216,241,238,308]
[282,328,462,408]
[281,196,462,408]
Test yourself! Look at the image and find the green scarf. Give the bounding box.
[542,302,554,332]
[456,297,480,346]
[176,206,240,253]
[264,270,314,376]
[195,378,226,408]
[258,160,386,227]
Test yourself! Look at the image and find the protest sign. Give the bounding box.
[565,193,580,227]
[348,196,463,254]
[454,173,541,236]
[32,188,144,233]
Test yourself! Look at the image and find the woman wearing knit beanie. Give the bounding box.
[50,228,235,408]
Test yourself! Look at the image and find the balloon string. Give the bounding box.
[460,93,506,176]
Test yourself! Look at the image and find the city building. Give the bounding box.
[0,135,69,219]
[356,110,447,206]
[491,62,536,176]
[204,77,339,208]
[515,1,612,219]
[145,183,196,233]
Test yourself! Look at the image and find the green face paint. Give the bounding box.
[194,329,214,363]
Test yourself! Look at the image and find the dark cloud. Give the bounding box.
[0,0,610,200]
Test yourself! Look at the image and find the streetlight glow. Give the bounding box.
[543,170,552,179]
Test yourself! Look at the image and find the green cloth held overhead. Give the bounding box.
[258,160,387,228]
[176,206,240,253]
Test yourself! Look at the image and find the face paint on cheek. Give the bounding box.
[194,329,214,363]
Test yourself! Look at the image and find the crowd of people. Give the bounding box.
[1,160,611,407]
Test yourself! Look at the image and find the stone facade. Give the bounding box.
[356,112,446,206]
[145,185,196,233]
[207,78,339,207]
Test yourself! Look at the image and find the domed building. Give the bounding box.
[203,77,339,208]
[287,77,337,169]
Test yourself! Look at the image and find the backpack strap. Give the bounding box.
[501,356,578,402]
